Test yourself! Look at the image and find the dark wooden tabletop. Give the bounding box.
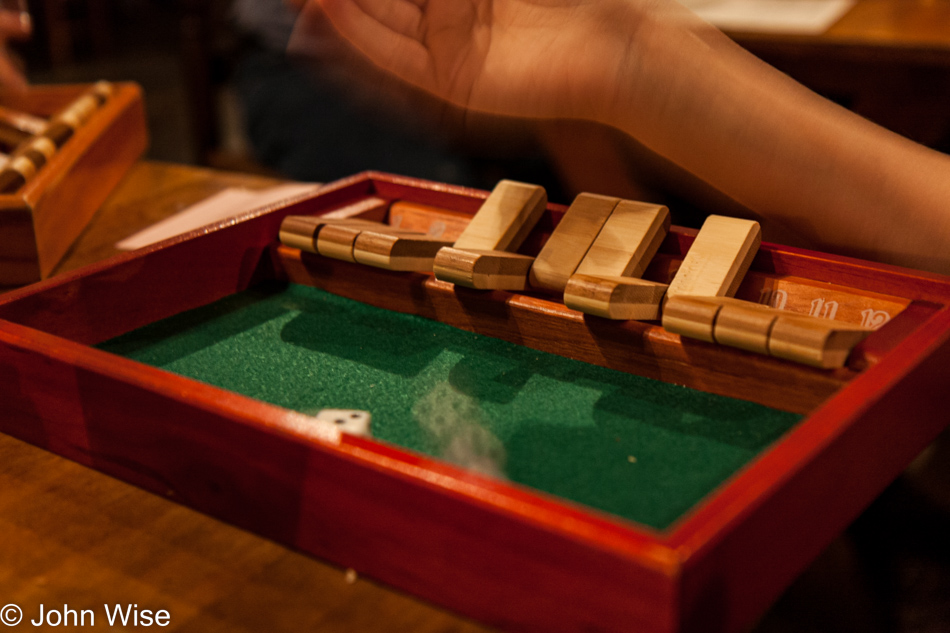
[733,0,950,48]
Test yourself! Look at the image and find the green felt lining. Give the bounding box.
[99,283,802,529]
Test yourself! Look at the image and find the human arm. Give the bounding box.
[304,0,950,273]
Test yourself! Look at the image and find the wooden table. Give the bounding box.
[51,161,282,277]
[734,0,950,59]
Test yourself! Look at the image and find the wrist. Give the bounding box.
[595,7,715,128]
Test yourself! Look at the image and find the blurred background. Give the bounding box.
[16,0,950,219]
[20,0,252,168]
[16,0,571,199]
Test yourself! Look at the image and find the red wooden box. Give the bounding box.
[1,172,949,633]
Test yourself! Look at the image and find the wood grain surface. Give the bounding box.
[51,161,281,276]
[0,431,492,633]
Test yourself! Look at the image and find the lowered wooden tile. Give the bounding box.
[433,248,535,290]
[664,295,779,352]
[664,294,870,367]
[665,215,761,300]
[713,298,781,354]
[279,215,383,253]
[317,224,421,263]
[661,295,725,343]
[768,313,871,368]
[548,196,671,320]
[452,180,547,252]
[528,193,618,293]
[563,275,668,320]
[573,200,670,280]
[354,231,454,271]
[279,216,326,253]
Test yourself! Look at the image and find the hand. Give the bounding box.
[306,0,675,123]
[0,9,29,92]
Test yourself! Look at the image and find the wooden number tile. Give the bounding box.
[663,294,780,351]
[283,209,450,269]
[713,298,781,354]
[279,215,382,253]
[433,247,535,290]
[664,294,870,367]
[573,200,670,280]
[42,82,115,148]
[317,224,421,263]
[666,215,761,300]
[564,274,668,320]
[353,232,454,271]
[279,216,321,253]
[0,135,59,193]
[0,154,36,193]
[528,193,618,293]
[452,180,547,252]
[316,224,364,262]
[661,295,726,342]
[0,106,46,136]
[0,119,30,148]
[768,314,871,368]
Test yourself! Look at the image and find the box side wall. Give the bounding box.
[31,84,149,277]
[0,177,377,343]
[0,324,680,633]
[677,312,950,633]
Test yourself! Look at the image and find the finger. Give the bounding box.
[353,0,423,40]
[315,0,432,87]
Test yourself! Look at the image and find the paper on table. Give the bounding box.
[116,182,321,251]
[682,0,855,35]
